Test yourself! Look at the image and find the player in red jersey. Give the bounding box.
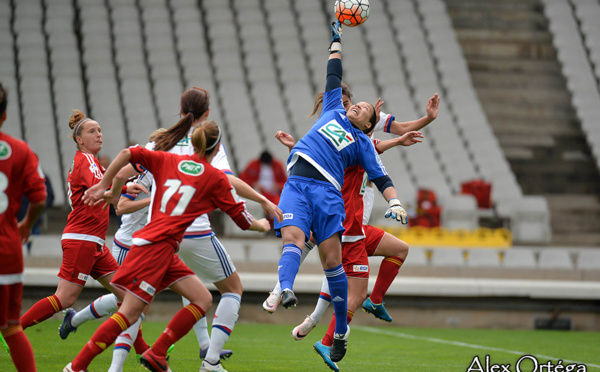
[64,120,270,372]
[20,109,145,330]
[0,82,46,371]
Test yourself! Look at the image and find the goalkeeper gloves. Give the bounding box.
[329,21,343,54]
[385,198,408,224]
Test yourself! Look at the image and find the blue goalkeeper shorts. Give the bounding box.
[275,176,345,246]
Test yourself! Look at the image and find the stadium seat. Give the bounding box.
[430,248,465,267]
[441,194,479,230]
[502,248,537,269]
[538,248,574,270]
[575,249,600,270]
[466,249,502,268]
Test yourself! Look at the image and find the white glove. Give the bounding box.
[385,198,408,224]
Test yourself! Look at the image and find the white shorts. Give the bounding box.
[177,233,236,284]
[111,238,131,266]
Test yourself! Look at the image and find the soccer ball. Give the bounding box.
[335,0,370,27]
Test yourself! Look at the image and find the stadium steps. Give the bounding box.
[445,0,600,245]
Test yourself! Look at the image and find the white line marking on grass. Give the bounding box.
[356,326,600,369]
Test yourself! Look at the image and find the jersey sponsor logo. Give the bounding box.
[178,160,204,176]
[0,141,12,160]
[139,280,156,296]
[283,213,293,220]
[78,273,89,281]
[318,120,355,151]
[353,265,369,272]
[359,172,368,195]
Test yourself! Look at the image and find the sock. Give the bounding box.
[322,310,354,347]
[3,326,37,371]
[272,242,314,294]
[21,295,62,329]
[108,314,144,372]
[72,313,131,371]
[324,264,348,336]
[152,303,205,357]
[183,297,210,349]
[309,276,331,323]
[133,322,150,355]
[206,293,241,365]
[370,257,404,304]
[72,294,119,328]
[278,244,303,291]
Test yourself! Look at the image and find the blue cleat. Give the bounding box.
[199,346,233,360]
[59,308,78,340]
[362,297,392,322]
[313,341,339,372]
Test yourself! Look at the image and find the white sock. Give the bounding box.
[271,241,316,294]
[205,292,241,365]
[108,314,144,372]
[72,294,118,328]
[183,296,210,349]
[310,276,331,323]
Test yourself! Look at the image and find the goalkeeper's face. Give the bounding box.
[347,101,374,133]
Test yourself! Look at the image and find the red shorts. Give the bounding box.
[341,225,385,279]
[111,240,195,304]
[59,239,119,286]
[0,283,23,329]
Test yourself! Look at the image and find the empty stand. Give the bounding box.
[466,249,502,268]
[502,248,537,269]
[430,248,465,267]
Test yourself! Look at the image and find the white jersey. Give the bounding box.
[363,111,395,224]
[144,128,233,236]
[113,170,154,246]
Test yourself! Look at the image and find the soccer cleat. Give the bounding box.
[362,297,393,322]
[292,315,317,340]
[330,326,350,363]
[199,347,233,360]
[0,333,10,354]
[281,289,297,309]
[138,344,174,364]
[59,308,78,340]
[200,360,228,372]
[139,348,172,372]
[313,341,339,372]
[63,362,87,372]
[262,291,281,313]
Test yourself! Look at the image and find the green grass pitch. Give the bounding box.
[1,320,599,371]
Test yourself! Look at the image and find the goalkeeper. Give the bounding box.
[274,21,408,363]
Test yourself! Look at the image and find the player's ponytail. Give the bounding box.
[154,87,210,152]
[309,82,353,117]
[191,120,220,158]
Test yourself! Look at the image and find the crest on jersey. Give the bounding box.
[318,120,354,151]
[178,160,204,176]
[0,141,12,160]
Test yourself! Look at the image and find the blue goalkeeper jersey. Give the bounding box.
[287,87,388,191]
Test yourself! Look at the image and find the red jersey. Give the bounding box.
[62,151,109,244]
[0,132,46,276]
[341,139,381,242]
[129,147,253,245]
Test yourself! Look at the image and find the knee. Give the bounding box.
[56,294,77,309]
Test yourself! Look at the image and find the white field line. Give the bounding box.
[356,326,600,369]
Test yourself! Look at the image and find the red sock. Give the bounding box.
[133,324,150,354]
[3,325,37,371]
[322,310,354,347]
[71,313,131,371]
[152,304,205,356]
[20,295,62,329]
[370,256,404,304]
